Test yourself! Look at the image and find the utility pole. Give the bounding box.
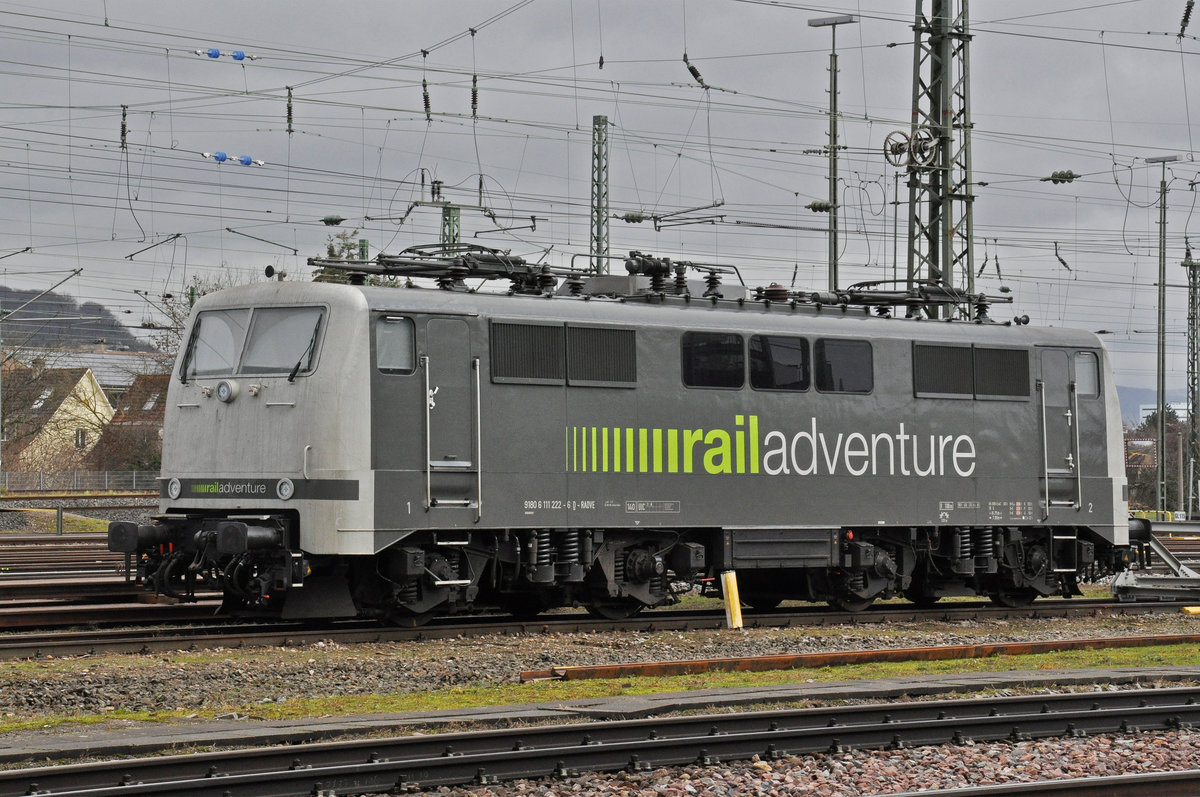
[1185,244,1199,517]
[590,115,610,274]
[905,0,975,316]
[1149,154,1180,516]
[809,15,858,291]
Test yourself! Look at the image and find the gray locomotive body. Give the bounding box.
[110,274,1131,620]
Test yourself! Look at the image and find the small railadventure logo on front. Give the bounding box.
[189,480,268,495]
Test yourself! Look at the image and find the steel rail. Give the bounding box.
[3,688,1199,796]
[0,599,1186,659]
[519,632,1200,682]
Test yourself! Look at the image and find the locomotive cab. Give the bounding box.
[110,281,374,617]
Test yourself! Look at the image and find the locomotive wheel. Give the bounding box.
[586,598,644,620]
[742,593,782,611]
[989,587,1038,608]
[827,596,875,612]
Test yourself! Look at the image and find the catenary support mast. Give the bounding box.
[590,115,610,274]
[906,0,975,317]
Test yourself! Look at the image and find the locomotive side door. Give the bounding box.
[423,317,479,514]
[1037,348,1078,512]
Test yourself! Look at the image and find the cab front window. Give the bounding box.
[180,306,325,380]
[241,307,324,376]
[181,309,249,379]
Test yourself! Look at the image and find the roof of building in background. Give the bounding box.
[8,349,171,391]
[9,366,91,424]
[111,372,170,425]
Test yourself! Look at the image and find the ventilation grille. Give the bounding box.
[913,344,973,396]
[490,322,565,383]
[974,347,1030,397]
[567,326,637,385]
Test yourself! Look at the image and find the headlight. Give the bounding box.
[276,478,295,500]
[216,379,239,403]
[166,478,182,500]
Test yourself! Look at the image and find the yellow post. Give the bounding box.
[721,570,743,629]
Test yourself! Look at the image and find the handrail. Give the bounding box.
[473,356,482,522]
[1070,381,1081,510]
[1037,379,1049,520]
[422,354,432,511]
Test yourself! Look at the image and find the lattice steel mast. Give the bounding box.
[590,115,610,274]
[905,0,975,317]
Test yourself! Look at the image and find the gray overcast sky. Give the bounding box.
[0,0,1196,392]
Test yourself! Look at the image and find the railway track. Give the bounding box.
[519,632,1200,682]
[0,598,1187,660]
[1,687,1197,796]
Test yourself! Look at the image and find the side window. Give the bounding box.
[815,338,873,393]
[750,335,809,391]
[1074,351,1100,397]
[376,316,415,374]
[682,331,744,389]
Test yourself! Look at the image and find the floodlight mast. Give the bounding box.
[1147,153,1180,515]
[808,14,858,292]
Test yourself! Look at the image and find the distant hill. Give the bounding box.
[0,287,156,353]
[1117,384,1186,428]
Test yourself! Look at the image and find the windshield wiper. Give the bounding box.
[179,337,195,384]
[288,316,323,382]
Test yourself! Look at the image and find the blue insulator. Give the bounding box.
[205,48,220,59]
[237,155,252,166]
[231,50,246,61]
[212,151,228,162]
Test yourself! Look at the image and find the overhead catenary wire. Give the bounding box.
[0,2,1193,383]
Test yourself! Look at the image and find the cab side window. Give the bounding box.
[376,316,416,374]
[1074,351,1100,397]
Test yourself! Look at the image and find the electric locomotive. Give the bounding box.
[109,245,1133,621]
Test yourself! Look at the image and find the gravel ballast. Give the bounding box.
[1,611,1198,793]
[0,613,1197,718]
[407,731,1200,796]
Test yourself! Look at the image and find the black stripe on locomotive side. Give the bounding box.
[160,478,359,501]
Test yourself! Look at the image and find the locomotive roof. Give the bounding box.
[193,279,1105,350]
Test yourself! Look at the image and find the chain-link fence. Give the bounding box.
[0,470,158,492]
